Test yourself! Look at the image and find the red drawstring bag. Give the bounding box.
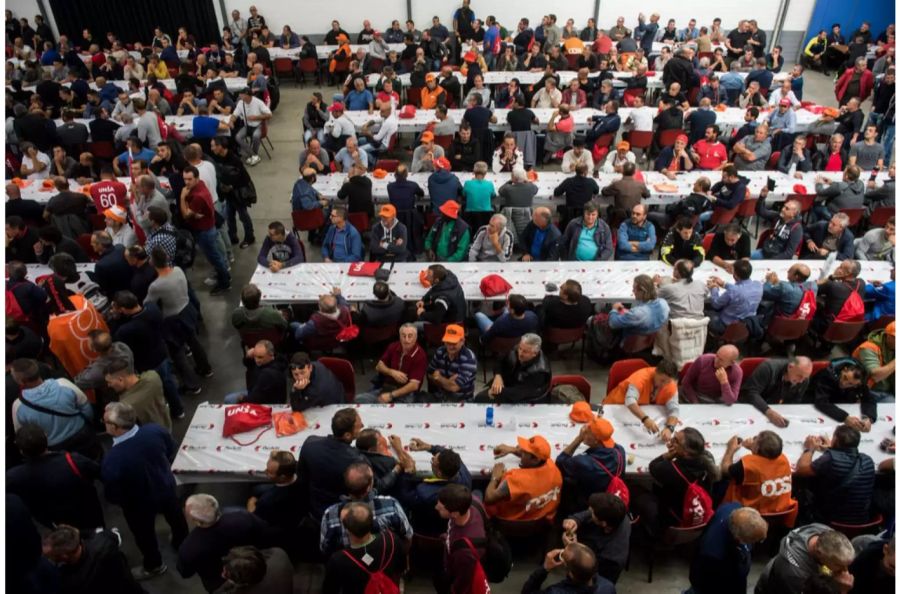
[480,274,512,297]
[399,105,416,119]
[792,184,808,194]
[347,262,382,277]
[222,403,273,445]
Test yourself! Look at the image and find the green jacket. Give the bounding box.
[853,329,895,392]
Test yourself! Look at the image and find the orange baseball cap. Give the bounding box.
[420,130,435,142]
[517,435,551,461]
[588,417,616,448]
[379,204,397,217]
[433,156,451,170]
[569,401,594,423]
[103,206,127,223]
[617,140,630,151]
[441,324,465,343]
[438,199,460,218]
[886,322,896,337]
[823,107,840,118]
[425,72,437,82]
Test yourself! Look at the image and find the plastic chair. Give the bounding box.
[628,130,654,151]
[708,204,740,229]
[405,87,423,107]
[821,320,866,345]
[739,357,766,378]
[87,141,115,161]
[766,151,781,170]
[719,321,750,345]
[811,360,830,377]
[76,234,100,261]
[433,134,454,151]
[318,356,356,402]
[868,206,894,228]
[291,209,325,238]
[734,198,758,233]
[766,317,811,347]
[358,323,399,374]
[838,207,865,228]
[273,57,297,85]
[605,359,650,395]
[756,228,802,256]
[829,514,884,539]
[374,159,399,172]
[621,332,658,355]
[89,213,106,230]
[657,128,683,149]
[480,335,520,383]
[701,233,714,253]
[549,375,592,403]
[645,523,708,582]
[238,327,286,350]
[298,58,320,85]
[543,326,585,371]
[868,315,895,332]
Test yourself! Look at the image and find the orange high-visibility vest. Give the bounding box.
[486,460,563,521]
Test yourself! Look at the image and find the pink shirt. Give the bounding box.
[680,353,743,404]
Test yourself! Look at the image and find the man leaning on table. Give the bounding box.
[604,360,681,442]
[485,434,563,521]
[739,357,813,427]
[681,345,743,404]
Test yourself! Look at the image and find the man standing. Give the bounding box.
[103,358,171,430]
[180,166,230,294]
[101,402,188,581]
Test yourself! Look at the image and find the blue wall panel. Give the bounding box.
[806,0,895,43]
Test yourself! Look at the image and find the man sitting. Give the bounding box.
[758,264,815,325]
[853,321,895,402]
[396,438,472,535]
[425,200,471,262]
[231,284,288,333]
[808,357,876,430]
[416,265,466,326]
[319,462,412,555]
[740,357,813,427]
[855,216,895,262]
[660,217,705,266]
[426,325,477,402]
[802,212,854,260]
[468,213,514,262]
[475,294,539,345]
[720,431,796,515]
[603,360,680,441]
[688,505,768,594]
[541,280,594,329]
[812,166,865,223]
[756,525,855,593]
[706,259,763,335]
[298,408,365,519]
[561,202,614,262]
[812,259,866,334]
[795,425,876,524]
[523,543,616,594]
[561,494,630,584]
[557,417,627,511]
[519,207,562,261]
[615,204,656,261]
[321,207,363,263]
[256,221,305,271]
[357,281,405,329]
[752,196,804,259]
[706,224,751,272]
[289,290,352,344]
[681,345,743,404]
[485,434,563,521]
[356,324,426,404]
[288,352,344,411]
[223,340,286,405]
[476,334,551,403]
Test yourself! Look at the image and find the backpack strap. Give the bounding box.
[671,460,694,486]
[65,452,83,478]
[341,530,394,573]
[18,395,83,418]
[229,425,272,446]
[590,449,624,478]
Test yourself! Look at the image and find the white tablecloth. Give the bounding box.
[343,106,823,134]
[250,260,894,304]
[16,176,171,205]
[316,43,407,60]
[17,77,248,95]
[171,402,894,484]
[23,263,94,279]
[310,170,890,207]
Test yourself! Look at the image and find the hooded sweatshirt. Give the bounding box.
[756,523,830,594]
[13,379,92,446]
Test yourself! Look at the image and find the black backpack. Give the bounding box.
[159,228,196,269]
[450,502,513,583]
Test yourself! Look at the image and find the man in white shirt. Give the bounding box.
[230,87,272,166]
[531,78,563,109]
[624,94,654,133]
[111,92,135,122]
[323,102,357,152]
[368,31,390,60]
[561,138,594,173]
[359,103,398,160]
[767,78,801,108]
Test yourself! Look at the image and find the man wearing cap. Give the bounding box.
[599,141,635,174]
[486,435,563,521]
[476,333,551,404]
[411,131,447,174]
[421,73,447,110]
[426,324,477,401]
[604,360,681,441]
[369,204,410,262]
[654,134,694,179]
[334,136,369,173]
[104,205,138,248]
[768,99,797,150]
[230,87,272,167]
[323,102,356,153]
[853,322,895,402]
[425,200,471,262]
[557,415,627,508]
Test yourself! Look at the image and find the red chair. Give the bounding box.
[708,204,740,228]
[318,357,356,402]
[590,132,615,152]
[719,321,750,345]
[678,361,692,380]
[821,320,866,345]
[686,86,700,106]
[291,209,325,239]
[87,141,115,161]
[405,87,423,107]
[868,206,894,228]
[766,151,781,170]
[374,159,399,172]
[628,130,654,152]
[238,327,286,350]
[621,332,658,355]
[838,207,865,228]
[622,88,645,107]
[811,360,829,377]
[273,57,297,85]
[734,198,758,232]
[605,359,650,395]
[657,128,683,148]
[89,213,106,230]
[544,326,585,371]
[788,192,816,220]
[868,315,895,331]
[298,58,320,85]
[359,324,400,374]
[829,514,884,539]
[423,323,450,348]
[549,375,592,403]
[433,134,453,151]
[701,233,714,253]
[766,317,811,346]
[347,212,370,233]
[739,357,766,378]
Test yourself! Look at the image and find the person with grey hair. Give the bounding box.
[223,339,286,405]
[113,111,137,145]
[178,492,274,591]
[220,545,293,593]
[131,174,169,234]
[100,401,188,581]
[689,504,767,594]
[519,206,561,261]
[475,332,551,403]
[757,525,855,593]
[803,212,855,260]
[356,323,426,403]
[468,213,514,262]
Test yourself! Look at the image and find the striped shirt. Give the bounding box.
[145,223,178,263]
[427,346,477,400]
[319,492,412,554]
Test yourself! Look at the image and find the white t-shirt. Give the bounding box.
[372,113,399,147]
[627,106,655,132]
[195,159,220,203]
[234,96,271,127]
[23,151,51,180]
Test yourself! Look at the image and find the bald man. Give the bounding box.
[523,542,615,594]
[222,340,286,404]
[689,504,767,594]
[519,206,562,261]
[740,357,814,427]
[681,345,743,404]
[6,181,45,221]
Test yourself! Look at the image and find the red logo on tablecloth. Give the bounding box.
[440,422,466,429]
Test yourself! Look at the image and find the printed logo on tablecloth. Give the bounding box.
[797,417,827,424]
[628,442,659,450]
[369,422,395,430]
[216,444,245,452]
[440,422,466,429]
[404,422,431,429]
[190,423,216,430]
[549,421,577,428]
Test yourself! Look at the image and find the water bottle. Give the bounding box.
[485,406,494,427]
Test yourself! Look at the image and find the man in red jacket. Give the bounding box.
[835,57,875,106]
[180,166,231,294]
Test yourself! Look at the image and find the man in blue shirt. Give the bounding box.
[707,258,764,335]
[556,417,627,508]
[426,324,477,401]
[344,78,374,112]
[635,13,660,53]
[519,206,561,261]
[768,99,797,150]
[689,504,768,594]
[115,138,157,176]
[321,207,363,262]
[616,204,656,260]
[759,263,815,325]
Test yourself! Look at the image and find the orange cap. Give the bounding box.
[433,156,451,170]
[379,204,397,217]
[886,322,896,337]
[569,401,594,423]
[438,199,460,218]
[420,130,435,143]
[517,435,551,461]
[617,140,630,150]
[372,168,388,179]
[441,324,465,343]
[425,72,437,82]
[588,417,616,448]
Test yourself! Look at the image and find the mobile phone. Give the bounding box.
[766,177,776,191]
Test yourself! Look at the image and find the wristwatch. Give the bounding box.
[665,424,677,433]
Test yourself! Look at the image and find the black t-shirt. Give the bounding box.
[254,479,305,529]
[323,531,405,594]
[46,191,90,216]
[707,232,751,261]
[506,108,536,131]
[463,106,492,130]
[727,30,751,55]
[541,295,594,329]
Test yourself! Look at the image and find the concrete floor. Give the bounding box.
[114,65,846,593]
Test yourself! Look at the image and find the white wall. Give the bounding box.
[783,0,816,32]
[218,0,407,37]
[6,0,60,41]
[411,0,595,35]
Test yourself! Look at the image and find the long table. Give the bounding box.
[16,77,248,95]
[344,106,823,134]
[17,176,172,205]
[310,169,891,208]
[171,402,894,484]
[250,260,894,305]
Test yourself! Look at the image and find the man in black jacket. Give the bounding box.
[541,279,594,329]
[42,524,145,594]
[807,357,876,431]
[522,543,615,594]
[91,231,134,296]
[210,136,256,248]
[449,124,482,171]
[519,207,562,261]
[416,264,467,325]
[298,408,366,519]
[662,47,698,91]
[475,334,551,403]
[224,340,286,404]
[358,280,406,328]
[288,352,344,411]
[739,357,813,427]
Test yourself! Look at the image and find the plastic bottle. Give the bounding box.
[485,405,494,427]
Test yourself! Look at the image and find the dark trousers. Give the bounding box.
[122,496,189,570]
[225,199,255,244]
[154,358,184,418]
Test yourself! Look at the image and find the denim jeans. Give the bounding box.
[360,136,385,160]
[214,200,233,259]
[750,249,765,259]
[304,128,325,145]
[698,210,713,226]
[226,199,255,243]
[224,391,245,404]
[882,125,895,163]
[194,227,231,288]
[811,205,833,224]
[154,358,184,418]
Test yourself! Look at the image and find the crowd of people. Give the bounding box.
[4,4,897,594]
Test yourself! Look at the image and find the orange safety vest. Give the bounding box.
[563,37,584,54]
[723,453,797,525]
[420,85,446,109]
[329,44,351,73]
[486,460,563,521]
[603,367,677,406]
[47,295,109,391]
[852,340,886,388]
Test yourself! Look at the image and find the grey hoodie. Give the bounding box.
[815,178,866,212]
[755,523,830,594]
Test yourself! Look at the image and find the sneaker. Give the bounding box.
[248,155,261,166]
[245,156,254,165]
[239,238,256,249]
[210,284,231,296]
[174,411,186,420]
[132,565,167,581]
[203,276,217,287]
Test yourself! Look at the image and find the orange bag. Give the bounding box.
[273,411,308,437]
[47,295,108,379]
